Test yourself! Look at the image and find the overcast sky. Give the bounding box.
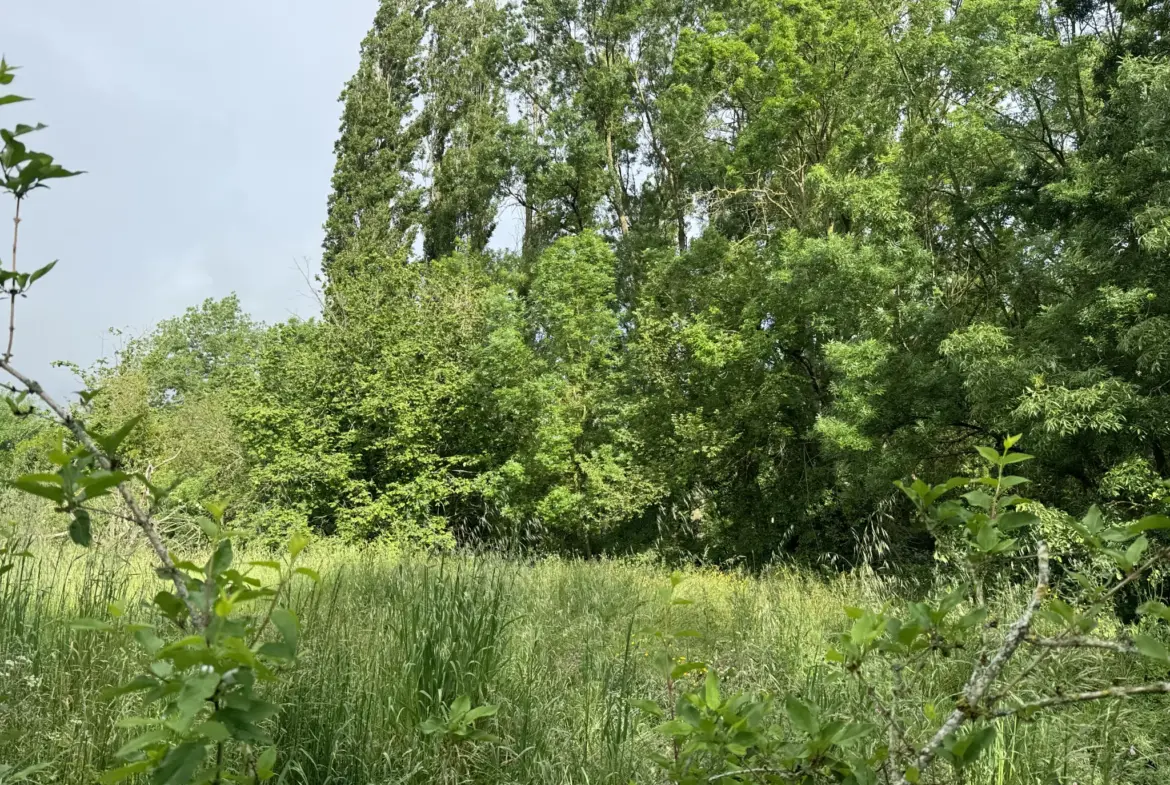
[4,1,381,397]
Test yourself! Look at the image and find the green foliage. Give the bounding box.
[1,65,319,785]
[632,440,1170,784]
[31,0,1166,562]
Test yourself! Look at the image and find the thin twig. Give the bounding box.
[0,359,204,625]
[1025,635,1139,656]
[990,682,1170,717]
[4,197,21,362]
[708,768,797,782]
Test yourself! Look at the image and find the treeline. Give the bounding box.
[16,0,1170,562]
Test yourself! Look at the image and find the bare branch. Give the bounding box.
[991,682,1170,717]
[708,768,797,783]
[1025,635,1139,656]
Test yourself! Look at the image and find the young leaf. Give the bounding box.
[631,698,664,717]
[91,414,144,457]
[113,728,169,759]
[26,260,56,287]
[975,445,1002,466]
[288,531,310,559]
[784,696,818,735]
[99,760,153,785]
[464,704,499,722]
[704,670,721,710]
[271,608,299,657]
[256,747,278,782]
[1129,515,1170,534]
[1134,634,1170,663]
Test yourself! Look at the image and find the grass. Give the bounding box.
[1,536,1168,784]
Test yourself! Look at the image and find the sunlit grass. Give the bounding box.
[1,539,1167,784]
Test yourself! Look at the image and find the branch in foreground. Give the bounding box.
[991,682,1170,717]
[896,541,1050,785]
[1025,635,1139,656]
[0,359,204,625]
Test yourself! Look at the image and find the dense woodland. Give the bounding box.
[8,0,1170,564]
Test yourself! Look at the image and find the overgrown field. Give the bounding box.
[2,542,1167,785]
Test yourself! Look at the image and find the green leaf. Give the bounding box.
[79,470,130,500]
[100,760,154,785]
[206,538,233,578]
[450,694,471,720]
[153,591,188,624]
[997,510,1037,531]
[784,696,818,735]
[670,660,706,679]
[655,719,694,737]
[10,476,66,503]
[1000,452,1034,465]
[193,721,229,743]
[952,726,996,766]
[101,675,159,700]
[703,670,721,710]
[975,445,1002,466]
[904,766,920,783]
[91,414,145,457]
[294,566,320,583]
[0,94,30,106]
[26,260,56,286]
[151,742,205,785]
[464,703,498,722]
[957,606,989,630]
[1125,536,1149,568]
[195,517,219,541]
[975,522,999,552]
[631,698,664,717]
[1134,634,1170,663]
[1138,601,1170,623]
[114,728,169,759]
[71,617,115,632]
[271,608,299,656]
[288,531,310,559]
[69,509,93,546]
[996,475,1031,490]
[1129,515,1170,534]
[256,747,278,781]
[962,489,993,510]
[203,500,227,525]
[831,722,872,746]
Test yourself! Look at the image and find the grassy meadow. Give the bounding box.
[1,534,1168,785]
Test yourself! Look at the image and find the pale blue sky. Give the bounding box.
[4,1,381,396]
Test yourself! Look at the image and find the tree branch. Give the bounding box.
[897,541,1049,785]
[1025,635,1138,656]
[0,359,204,625]
[4,197,21,362]
[991,682,1170,717]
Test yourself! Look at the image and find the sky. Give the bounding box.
[3,0,380,397]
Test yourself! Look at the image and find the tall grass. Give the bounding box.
[1,541,1167,784]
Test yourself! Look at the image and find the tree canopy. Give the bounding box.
[62,0,1170,563]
